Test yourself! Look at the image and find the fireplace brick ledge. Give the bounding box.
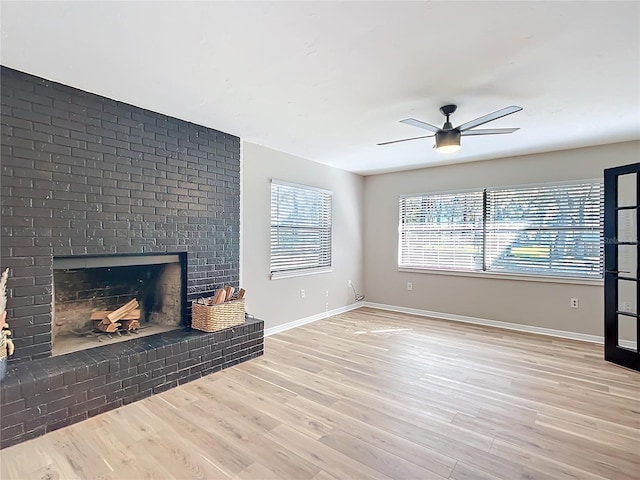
[0,317,264,449]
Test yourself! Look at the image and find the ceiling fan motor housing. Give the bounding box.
[435,129,461,150]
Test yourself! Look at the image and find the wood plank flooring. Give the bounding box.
[1,307,639,479]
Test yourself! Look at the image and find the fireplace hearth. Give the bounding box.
[0,315,263,449]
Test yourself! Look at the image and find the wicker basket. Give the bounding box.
[191,298,245,333]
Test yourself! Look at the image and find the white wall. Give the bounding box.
[241,142,364,331]
[363,141,640,337]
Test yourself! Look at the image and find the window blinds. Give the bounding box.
[485,182,603,278]
[399,181,603,279]
[399,191,484,271]
[270,180,332,278]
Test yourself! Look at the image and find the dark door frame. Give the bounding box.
[604,163,640,371]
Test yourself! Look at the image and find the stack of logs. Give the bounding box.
[207,286,246,305]
[91,299,141,333]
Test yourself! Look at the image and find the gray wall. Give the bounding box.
[241,142,364,332]
[363,140,640,337]
[0,67,241,361]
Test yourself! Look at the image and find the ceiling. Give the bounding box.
[1,1,639,176]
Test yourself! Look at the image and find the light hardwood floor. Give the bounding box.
[1,307,639,479]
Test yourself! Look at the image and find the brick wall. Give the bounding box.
[0,66,241,362]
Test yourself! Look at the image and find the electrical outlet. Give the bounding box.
[570,298,579,309]
[326,290,329,297]
[407,282,413,291]
[622,302,632,312]
[348,280,353,287]
[300,289,305,299]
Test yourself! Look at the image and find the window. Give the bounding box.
[399,191,484,271]
[399,181,603,280]
[270,180,332,279]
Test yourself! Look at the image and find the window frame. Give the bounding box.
[398,179,604,284]
[270,179,333,280]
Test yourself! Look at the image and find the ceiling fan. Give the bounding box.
[378,104,523,153]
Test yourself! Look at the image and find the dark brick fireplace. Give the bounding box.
[0,67,263,448]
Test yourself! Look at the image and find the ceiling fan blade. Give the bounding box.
[400,118,441,133]
[457,106,523,132]
[461,128,519,136]
[377,134,435,146]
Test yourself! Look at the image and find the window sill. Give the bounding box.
[270,268,333,280]
[398,267,603,286]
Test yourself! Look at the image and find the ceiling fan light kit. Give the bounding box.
[378,104,523,153]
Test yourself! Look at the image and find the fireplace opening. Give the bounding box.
[52,253,187,356]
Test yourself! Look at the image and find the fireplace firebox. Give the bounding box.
[52,253,187,356]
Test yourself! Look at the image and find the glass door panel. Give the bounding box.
[618,315,638,351]
[617,173,636,207]
[617,209,636,243]
[617,244,637,278]
[617,279,637,314]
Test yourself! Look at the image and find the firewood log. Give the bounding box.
[120,319,140,331]
[212,289,227,305]
[91,309,140,321]
[224,286,235,301]
[93,320,121,333]
[106,299,139,323]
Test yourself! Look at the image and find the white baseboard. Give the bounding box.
[362,301,605,344]
[264,301,635,348]
[264,303,362,337]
